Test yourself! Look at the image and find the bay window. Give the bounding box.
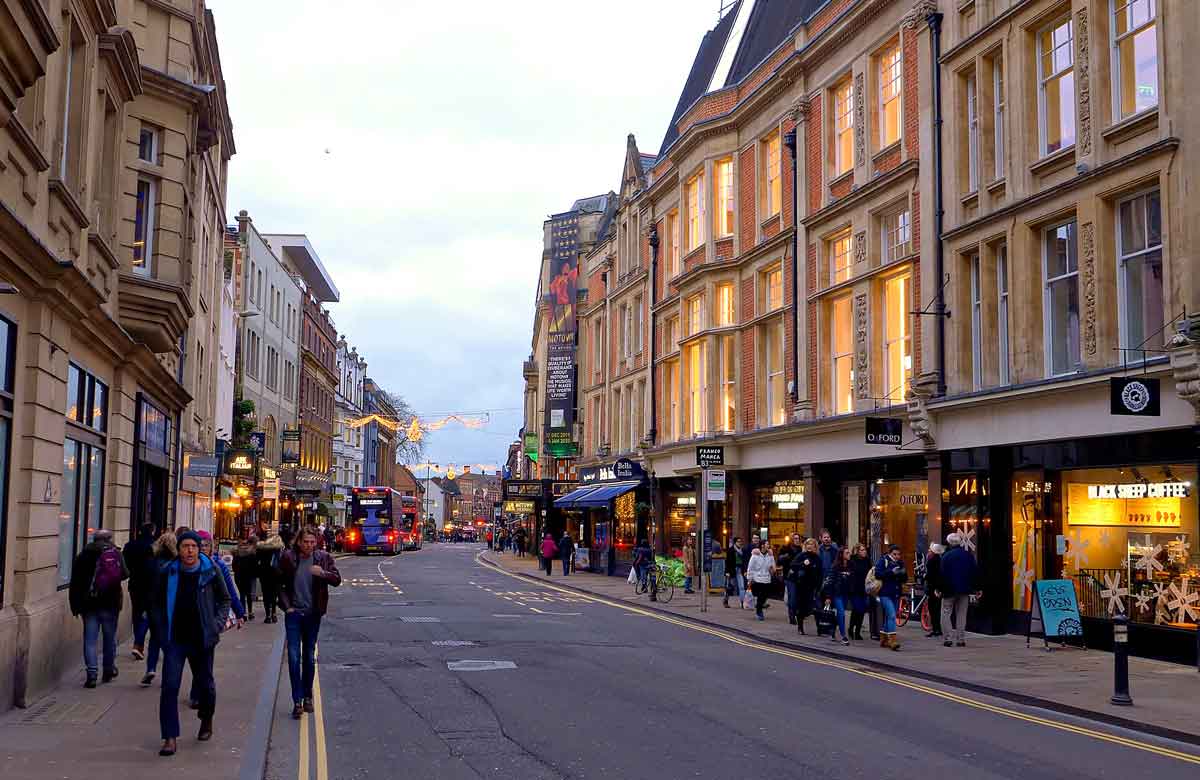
[133,178,156,276]
[685,294,703,336]
[684,341,707,437]
[716,283,735,326]
[834,80,854,175]
[1038,17,1076,156]
[720,334,736,433]
[882,207,911,264]
[884,274,913,404]
[1043,220,1081,376]
[686,172,705,252]
[714,158,734,237]
[667,210,680,278]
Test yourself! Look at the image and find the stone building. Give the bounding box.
[332,336,367,525]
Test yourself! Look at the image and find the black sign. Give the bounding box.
[504,481,543,498]
[580,458,647,485]
[696,446,724,468]
[249,431,266,453]
[702,530,713,573]
[223,449,257,476]
[865,416,903,445]
[1110,377,1160,416]
[185,454,220,478]
[281,429,300,466]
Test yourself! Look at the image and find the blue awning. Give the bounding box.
[572,481,641,508]
[554,486,601,509]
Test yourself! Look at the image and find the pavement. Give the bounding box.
[263,543,1199,779]
[480,548,1200,744]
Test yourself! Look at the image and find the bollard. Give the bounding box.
[1110,614,1133,706]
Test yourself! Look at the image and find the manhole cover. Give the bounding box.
[400,616,441,623]
[19,699,112,725]
[432,640,476,647]
[446,660,516,672]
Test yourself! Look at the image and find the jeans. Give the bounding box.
[683,576,693,592]
[159,642,215,739]
[784,581,798,619]
[832,595,849,639]
[942,594,970,642]
[561,557,570,575]
[132,603,150,650]
[543,557,553,576]
[82,609,118,676]
[285,611,322,704]
[880,596,899,633]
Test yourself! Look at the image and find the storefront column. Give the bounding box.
[802,465,823,539]
[925,452,947,543]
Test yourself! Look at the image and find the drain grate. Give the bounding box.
[446,660,517,672]
[400,616,442,623]
[19,699,112,725]
[431,640,476,647]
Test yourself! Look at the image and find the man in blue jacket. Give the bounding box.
[936,532,980,648]
[151,530,231,757]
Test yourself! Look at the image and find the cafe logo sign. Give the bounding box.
[1110,377,1160,416]
[223,449,256,475]
[1087,482,1190,500]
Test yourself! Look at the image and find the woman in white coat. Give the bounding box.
[746,545,776,621]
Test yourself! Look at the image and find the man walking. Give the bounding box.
[278,527,343,720]
[123,522,157,661]
[152,530,231,756]
[817,530,840,574]
[69,529,128,688]
[937,532,980,647]
[558,532,575,575]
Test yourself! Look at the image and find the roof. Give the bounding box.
[723,0,818,86]
[658,3,740,156]
[639,153,657,174]
[262,233,339,302]
[569,193,611,215]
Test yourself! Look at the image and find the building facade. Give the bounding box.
[362,377,397,488]
[332,336,366,524]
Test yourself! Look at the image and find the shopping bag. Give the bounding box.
[815,606,837,637]
[742,590,755,610]
[627,568,638,585]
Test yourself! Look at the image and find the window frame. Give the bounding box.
[879,42,903,148]
[831,296,854,415]
[1115,187,1164,357]
[834,79,855,176]
[829,230,853,285]
[667,210,681,278]
[970,254,983,390]
[720,333,736,433]
[137,125,160,164]
[685,172,705,252]
[132,177,156,277]
[1110,0,1159,121]
[993,54,1006,181]
[997,244,1011,386]
[1042,219,1082,377]
[714,158,735,238]
[764,132,782,217]
[764,319,785,427]
[716,282,736,326]
[1037,16,1076,157]
[966,74,980,193]
[881,206,912,265]
[883,273,913,405]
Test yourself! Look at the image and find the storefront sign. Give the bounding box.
[503,499,535,514]
[900,493,927,506]
[580,458,646,485]
[1086,482,1190,500]
[223,449,257,476]
[675,495,697,506]
[771,480,805,509]
[952,476,988,499]
[185,454,220,478]
[1110,376,1160,416]
[281,429,300,466]
[551,481,578,496]
[249,431,266,453]
[524,432,539,463]
[333,493,346,509]
[261,466,278,480]
[505,481,543,498]
[696,445,724,467]
[543,212,581,457]
[865,416,903,445]
[262,477,279,501]
[705,469,726,502]
[1029,579,1084,641]
[1068,483,1184,527]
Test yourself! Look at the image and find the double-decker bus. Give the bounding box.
[398,495,422,550]
[346,487,402,555]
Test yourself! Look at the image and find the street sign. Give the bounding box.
[262,477,279,500]
[865,416,903,445]
[705,469,726,502]
[185,454,219,478]
[696,445,724,468]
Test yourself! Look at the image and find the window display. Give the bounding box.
[667,493,696,552]
[754,481,806,548]
[869,479,928,574]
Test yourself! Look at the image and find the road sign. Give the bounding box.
[696,445,724,467]
[705,469,726,502]
[865,416,903,445]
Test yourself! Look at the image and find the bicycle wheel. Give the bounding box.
[657,576,675,604]
[920,600,932,632]
[896,596,911,627]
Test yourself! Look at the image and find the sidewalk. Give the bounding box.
[0,616,283,780]
[481,551,1200,743]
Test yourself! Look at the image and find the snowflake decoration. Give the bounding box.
[960,527,977,553]
[1098,528,1112,547]
[1166,578,1198,623]
[1063,530,1091,569]
[1133,589,1154,612]
[1013,564,1035,592]
[1176,535,1192,557]
[1100,571,1128,615]
[1152,583,1170,625]
[1134,535,1164,577]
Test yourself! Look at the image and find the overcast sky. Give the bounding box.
[207,0,719,471]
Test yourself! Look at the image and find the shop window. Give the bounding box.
[870,479,929,575]
[754,482,806,549]
[1043,220,1081,376]
[668,492,697,552]
[714,158,734,238]
[1038,16,1076,156]
[58,440,105,588]
[1117,189,1163,357]
[831,297,854,414]
[614,490,637,564]
[719,334,736,433]
[883,274,913,404]
[67,363,108,433]
[1112,0,1158,120]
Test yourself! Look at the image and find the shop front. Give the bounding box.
[745,469,808,549]
[556,458,649,575]
[502,479,547,551]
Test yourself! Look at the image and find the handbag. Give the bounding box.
[864,566,882,597]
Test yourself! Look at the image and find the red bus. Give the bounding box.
[345,487,402,555]
[398,495,422,550]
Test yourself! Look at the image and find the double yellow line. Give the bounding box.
[298,647,330,780]
[477,554,1200,766]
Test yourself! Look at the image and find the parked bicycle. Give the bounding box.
[896,579,932,631]
[633,562,676,604]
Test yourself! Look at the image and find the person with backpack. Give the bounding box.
[69,528,128,688]
[847,543,873,641]
[558,532,575,575]
[937,532,981,647]
[874,544,907,650]
[123,522,157,661]
[232,533,259,621]
[539,533,558,576]
[256,531,285,623]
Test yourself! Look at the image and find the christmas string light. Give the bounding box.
[343,413,490,442]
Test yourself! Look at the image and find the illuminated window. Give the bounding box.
[1043,220,1081,376]
[884,274,913,404]
[720,334,736,432]
[663,358,679,442]
[834,80,854,175]
[684,341,707,437]
[686,172,705,251]
[1112,0,1158,119]
[763,132,782,217]
[1038,17,1076,156]
[716,283,735,326]
[761,265,783,312]
[685,294,703,336]
[832,297,854,414]
[879,43,902,147]
[714,158,734,237]
[830,230,853,284]
[667,210,681,278]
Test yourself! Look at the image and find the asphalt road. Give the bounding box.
[266,543,1200,780]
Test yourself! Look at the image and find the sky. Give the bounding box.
[207,0,720,471]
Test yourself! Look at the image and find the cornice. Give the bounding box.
[802,159,919,228]
[98,27,143,102]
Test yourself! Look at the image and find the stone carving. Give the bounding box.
[854,73,865,167]
[1080,222,1097,357]
[906,372,939,449]
[901,0,939,29]
[792,95,811,124]
[1076,8,1092,156]
[1169,318,1200,423]
[854,293,870,399]
[854,231,867,267]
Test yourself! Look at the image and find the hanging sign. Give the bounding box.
[696,445,724,468]
[262,477,279,501]
[580,458,646,485]
[281,429,300,466]
[705,469,727,502]
[185,454,220,478]
[223,449,257,476]
[865,416,903,445]
[1027,579,1085,649]
[249,431,266,453]
[1110,376,1160,416]
[503,499,536,514]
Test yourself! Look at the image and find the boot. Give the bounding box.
[879,633,890,648]
[890,633,901,651]
[796,617,806,635]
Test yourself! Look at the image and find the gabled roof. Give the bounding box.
[723,0,818,86]
[658,3,740,156]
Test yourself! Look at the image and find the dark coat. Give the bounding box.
[788,551,824,594]
[828,562,855,599]
[149,556,231,649]
[122,534,156,604]
[776,545,798,579]
[940,546,980,596]
[849,556,873,598]
[69,541,128,616]
[277,549,342,617]
[924,552,944,593]
[875,556,907,601]
[726,544,748,576]
[558,535,576,560]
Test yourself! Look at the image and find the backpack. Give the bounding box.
[91,547,124,596]
[864,565,882,597]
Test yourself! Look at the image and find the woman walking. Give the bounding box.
[746,545,775,621]
[233,533,259,621]
[141,530,177,687]
[256,531,285,623]
[875,544,907,650]
[847,544,873,641]
[539,533,558,576]
[826,547,854,645]
[682,537,697,594]
[789,538,824,635]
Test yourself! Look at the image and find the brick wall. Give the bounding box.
[715,237,735,263]
[903,27,920,159]
[873,145,901,176]
[830,175,852,199]
[807,95,823,214]
[683,246,705,274]
[739,146,756,249]
[808,0,856,38]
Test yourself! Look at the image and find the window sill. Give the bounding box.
[960,190,979,209]
[872,140,902,164]
[1029,145,1075,177]
[1101,108,1158,145]
[985,176,1007,195]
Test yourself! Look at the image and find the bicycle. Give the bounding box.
[632,562,676,604]
[896,580,932,632]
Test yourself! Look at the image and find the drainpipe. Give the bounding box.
[648,222,659,446]
[928,10,948,398]
[171,335,186,529]
[782,127,799,402]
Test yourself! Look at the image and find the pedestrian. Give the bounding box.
[233,533,259,621]
[746,545,775,621]
[938,533,981,648]
[152,529,231,756]
[632,538,655,593]
[925,542,945,638]
[280,524,295,549]
[323,524,335,552]
[278,526,343,720]
[789,538,824,634]
[825,546,855,645]
[539,533,558,576]
[69,528,128,688]
[776,533,800,624]
[723,537,747,608]
[847,543,873,642]
[558,532,575,575]
[875,544,907,650]
[682,537,697,594]
[141,530,178,686]
[256,531,285,623]
[123,522,157,662]
[817,530,840,573]
[198,531,245,624]
[515,528,526,557]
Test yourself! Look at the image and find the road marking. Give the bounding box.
[529,607,582,616]
[476,553,1200,766]
[298,690,309,780]
[447,660,517,672]
[313,660,329,780]
[492,614,523,618]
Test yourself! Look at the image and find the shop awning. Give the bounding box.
[571,481,641,508]
[554,486,601,509]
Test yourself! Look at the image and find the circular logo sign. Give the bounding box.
[1121,380,1151,413]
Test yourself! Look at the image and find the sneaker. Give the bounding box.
[302,697,314,713]
[841,638,850,646]
[956,641,967,647]
[102,668,118,683]
[291,703,304,720]
[132,647,145,661]
[188,699,199,710]
[197,718,213,741]
[84,674,97,689]
[141,672,156,687]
